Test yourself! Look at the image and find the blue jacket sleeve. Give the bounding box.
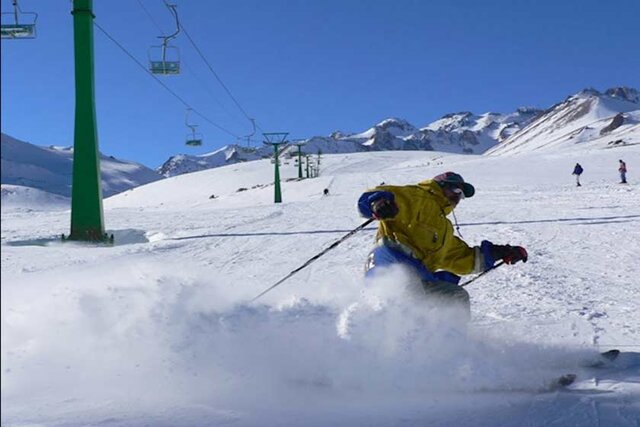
[480,240,496,271]
[358,191,396,218]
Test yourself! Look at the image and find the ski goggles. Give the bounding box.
[433,172,475,198]
[450,187,465,199]
[443,183,466,200]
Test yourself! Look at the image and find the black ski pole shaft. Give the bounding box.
[460,261,505,287]
[250,218,375,302]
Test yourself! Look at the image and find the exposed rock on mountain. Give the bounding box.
[158,85,640,176]
[600,113,625,135]
[157,109,543,177]
[486,87,639,155]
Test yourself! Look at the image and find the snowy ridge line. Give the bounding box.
[514,117,608,151]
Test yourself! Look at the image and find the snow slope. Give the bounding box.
[1,184,70,212]
[2,145,640,426]
[488,89,640,155]
[1,132,163,199]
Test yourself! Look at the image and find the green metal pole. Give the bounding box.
[262,133,287,204]
[305,155,310,178]
[68,0,107,242]
[273,144,282,203]
[297,145,303,179]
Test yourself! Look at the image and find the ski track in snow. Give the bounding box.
[2,148,640,426]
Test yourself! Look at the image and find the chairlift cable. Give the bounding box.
[180,24,261,130]
[160,0,268,143]
[136,0,164,35]
[135,1,243,125]
[169,2,265,134]
[93,20,240,139]
[183,61,246,124]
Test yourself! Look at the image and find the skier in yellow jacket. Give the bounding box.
[357,172,528,313]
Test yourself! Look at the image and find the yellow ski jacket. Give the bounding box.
[365,179,482,275]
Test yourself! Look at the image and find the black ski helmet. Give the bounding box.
[433,172,475,198]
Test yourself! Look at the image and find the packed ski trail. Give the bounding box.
[2,148,639,426]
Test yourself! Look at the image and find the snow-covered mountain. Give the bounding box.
[1,133,164,199]
[158,112,542,177]
[486,87,640,155]
[157,144,269,177]
[420,107,542,153]
[158,86,639,178]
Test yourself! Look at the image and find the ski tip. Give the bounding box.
[555,373,577,388]
[601,349,621,360]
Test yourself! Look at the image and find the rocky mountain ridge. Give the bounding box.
[158,86,638,177]
[157,101,545,177]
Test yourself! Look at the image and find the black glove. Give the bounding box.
[370,198,399,220]
[490,244,528,265]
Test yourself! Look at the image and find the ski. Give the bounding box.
[552,373,577,389]
[582,349,620,368]
[601,349,621,360]
[547,350,622,392]
[473,373,578,394]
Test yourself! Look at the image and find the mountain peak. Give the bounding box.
[576,87,602,98]
[572,87,639,104]
[516,106,541,115]
[375,117,416,131]
[604,87,639,104]
[441,111,473,119]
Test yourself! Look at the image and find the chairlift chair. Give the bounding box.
[149,42,180,74]
[148,3,181,75]
[243,118,256,147]
[185,132,203,147]
[1,0,37,39]
[184,108,202,146]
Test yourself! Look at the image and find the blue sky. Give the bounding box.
[2,0,639,169]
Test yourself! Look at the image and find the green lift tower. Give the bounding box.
[263,133,288,204]
[66,0,110,242]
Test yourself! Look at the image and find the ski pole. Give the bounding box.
[460,261,505,287]
[250,218,375,302]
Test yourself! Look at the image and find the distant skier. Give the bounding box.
[358,172,528,315]
[572,163,584,187]
[619,159,627,184]
[323,188,330,196]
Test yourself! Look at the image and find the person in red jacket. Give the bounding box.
[619,160,627,184]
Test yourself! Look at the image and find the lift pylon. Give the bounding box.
[263,133,288,203]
